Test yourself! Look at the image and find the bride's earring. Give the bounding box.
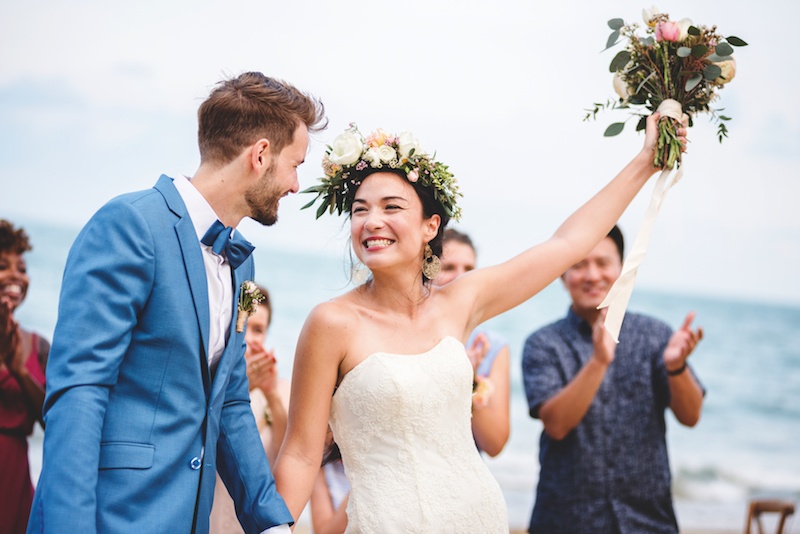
[351,261,371,284]
[421,244,441,279]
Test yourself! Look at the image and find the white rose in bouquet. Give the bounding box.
[613,72,632,100]
[715,57,736,84]
[677,18,693,42]
[642,5,661,27]
[328,131,363,166]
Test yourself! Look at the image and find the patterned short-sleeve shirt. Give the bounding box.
[522,308,702,534]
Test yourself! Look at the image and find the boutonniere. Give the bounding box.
[236,281,265,333]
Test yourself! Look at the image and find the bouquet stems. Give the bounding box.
[655,116,683,170]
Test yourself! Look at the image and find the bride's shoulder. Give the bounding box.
[305,295,360,331]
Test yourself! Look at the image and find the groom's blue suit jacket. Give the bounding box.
[27,176,293,534]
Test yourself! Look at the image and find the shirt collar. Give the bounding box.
[172,175,225,242]
[566,307,593,338]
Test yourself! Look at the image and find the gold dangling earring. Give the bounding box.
[421,243,441,279]
[351,261,370,285]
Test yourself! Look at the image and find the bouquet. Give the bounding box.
[585,6,747,169]
[585,7,746,342]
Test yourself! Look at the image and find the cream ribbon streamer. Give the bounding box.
[598,99,687,342]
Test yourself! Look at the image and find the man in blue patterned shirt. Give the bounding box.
[522,226,705,533]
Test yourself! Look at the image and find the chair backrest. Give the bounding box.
[745,499,796,534]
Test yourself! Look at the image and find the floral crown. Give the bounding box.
[301,124,462,220]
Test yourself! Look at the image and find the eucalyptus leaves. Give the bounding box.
[585,7,748,169]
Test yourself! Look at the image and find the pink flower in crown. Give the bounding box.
[407,169,419,182]
[366,128,390,148]
[655,20,681,42]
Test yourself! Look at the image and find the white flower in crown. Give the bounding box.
[377,145,397,164]
[397,131,422,162]
[328,129,363,166]
[364,146,384,168]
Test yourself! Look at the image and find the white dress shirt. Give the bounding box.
[173,176,290,534]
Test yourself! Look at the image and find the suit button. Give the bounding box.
[190,457,202,470]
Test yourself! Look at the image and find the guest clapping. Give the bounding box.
[0,219,49,534]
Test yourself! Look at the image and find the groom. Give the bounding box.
[28,72,325,534]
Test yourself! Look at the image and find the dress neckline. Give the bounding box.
[335,336,461,397]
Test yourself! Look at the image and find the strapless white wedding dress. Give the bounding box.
[330,336,508,533]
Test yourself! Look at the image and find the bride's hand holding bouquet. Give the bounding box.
[586,6,748,170]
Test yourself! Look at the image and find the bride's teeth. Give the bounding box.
[2,284,22,294]
[366,239,392,248]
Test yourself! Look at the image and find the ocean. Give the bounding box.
[15,218,800,533]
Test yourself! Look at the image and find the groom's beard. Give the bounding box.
[245,164,283,226]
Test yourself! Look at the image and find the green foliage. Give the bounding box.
[604,122,625,136]
[685,73,703,92]
[608,18,624,30]
[715,42,734,57]
[703,64,722,80]
[609,50,631,72]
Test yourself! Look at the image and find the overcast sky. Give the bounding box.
[1,0,798,305]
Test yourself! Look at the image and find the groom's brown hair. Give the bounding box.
[197,72,326,165]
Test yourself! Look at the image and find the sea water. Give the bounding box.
[16,219,800,532]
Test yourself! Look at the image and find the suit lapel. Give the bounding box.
[155,175,212,394]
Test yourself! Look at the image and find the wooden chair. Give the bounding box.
[744,499,795,534]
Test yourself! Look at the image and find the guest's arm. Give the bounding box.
[664,312,704,426]
[1,304,47,424]
[471,344,510,456]
[310,468,349,534]
[537,311,615,440]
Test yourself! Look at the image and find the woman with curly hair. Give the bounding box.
[0,219,49,534]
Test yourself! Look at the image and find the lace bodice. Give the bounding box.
[330,336,508,533]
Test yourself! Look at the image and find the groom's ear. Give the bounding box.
[250,138,272,173]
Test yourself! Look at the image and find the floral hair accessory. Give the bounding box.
[584,6,748,170]
[236,280,265,333]
[300,123,462,220]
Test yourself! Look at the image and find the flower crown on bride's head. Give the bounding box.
[300,123,462,220]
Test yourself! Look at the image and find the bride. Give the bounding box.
[273,115,684,532]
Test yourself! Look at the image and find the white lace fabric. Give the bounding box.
[330,336,508,533]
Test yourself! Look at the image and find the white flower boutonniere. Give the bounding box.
[236,281,265,333]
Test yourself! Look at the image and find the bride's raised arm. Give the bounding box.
[452,112,682,328]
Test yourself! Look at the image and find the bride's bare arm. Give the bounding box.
[449,113,683,328]
[273,302,350,521]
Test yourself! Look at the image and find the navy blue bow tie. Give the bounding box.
[201,220,255,269]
